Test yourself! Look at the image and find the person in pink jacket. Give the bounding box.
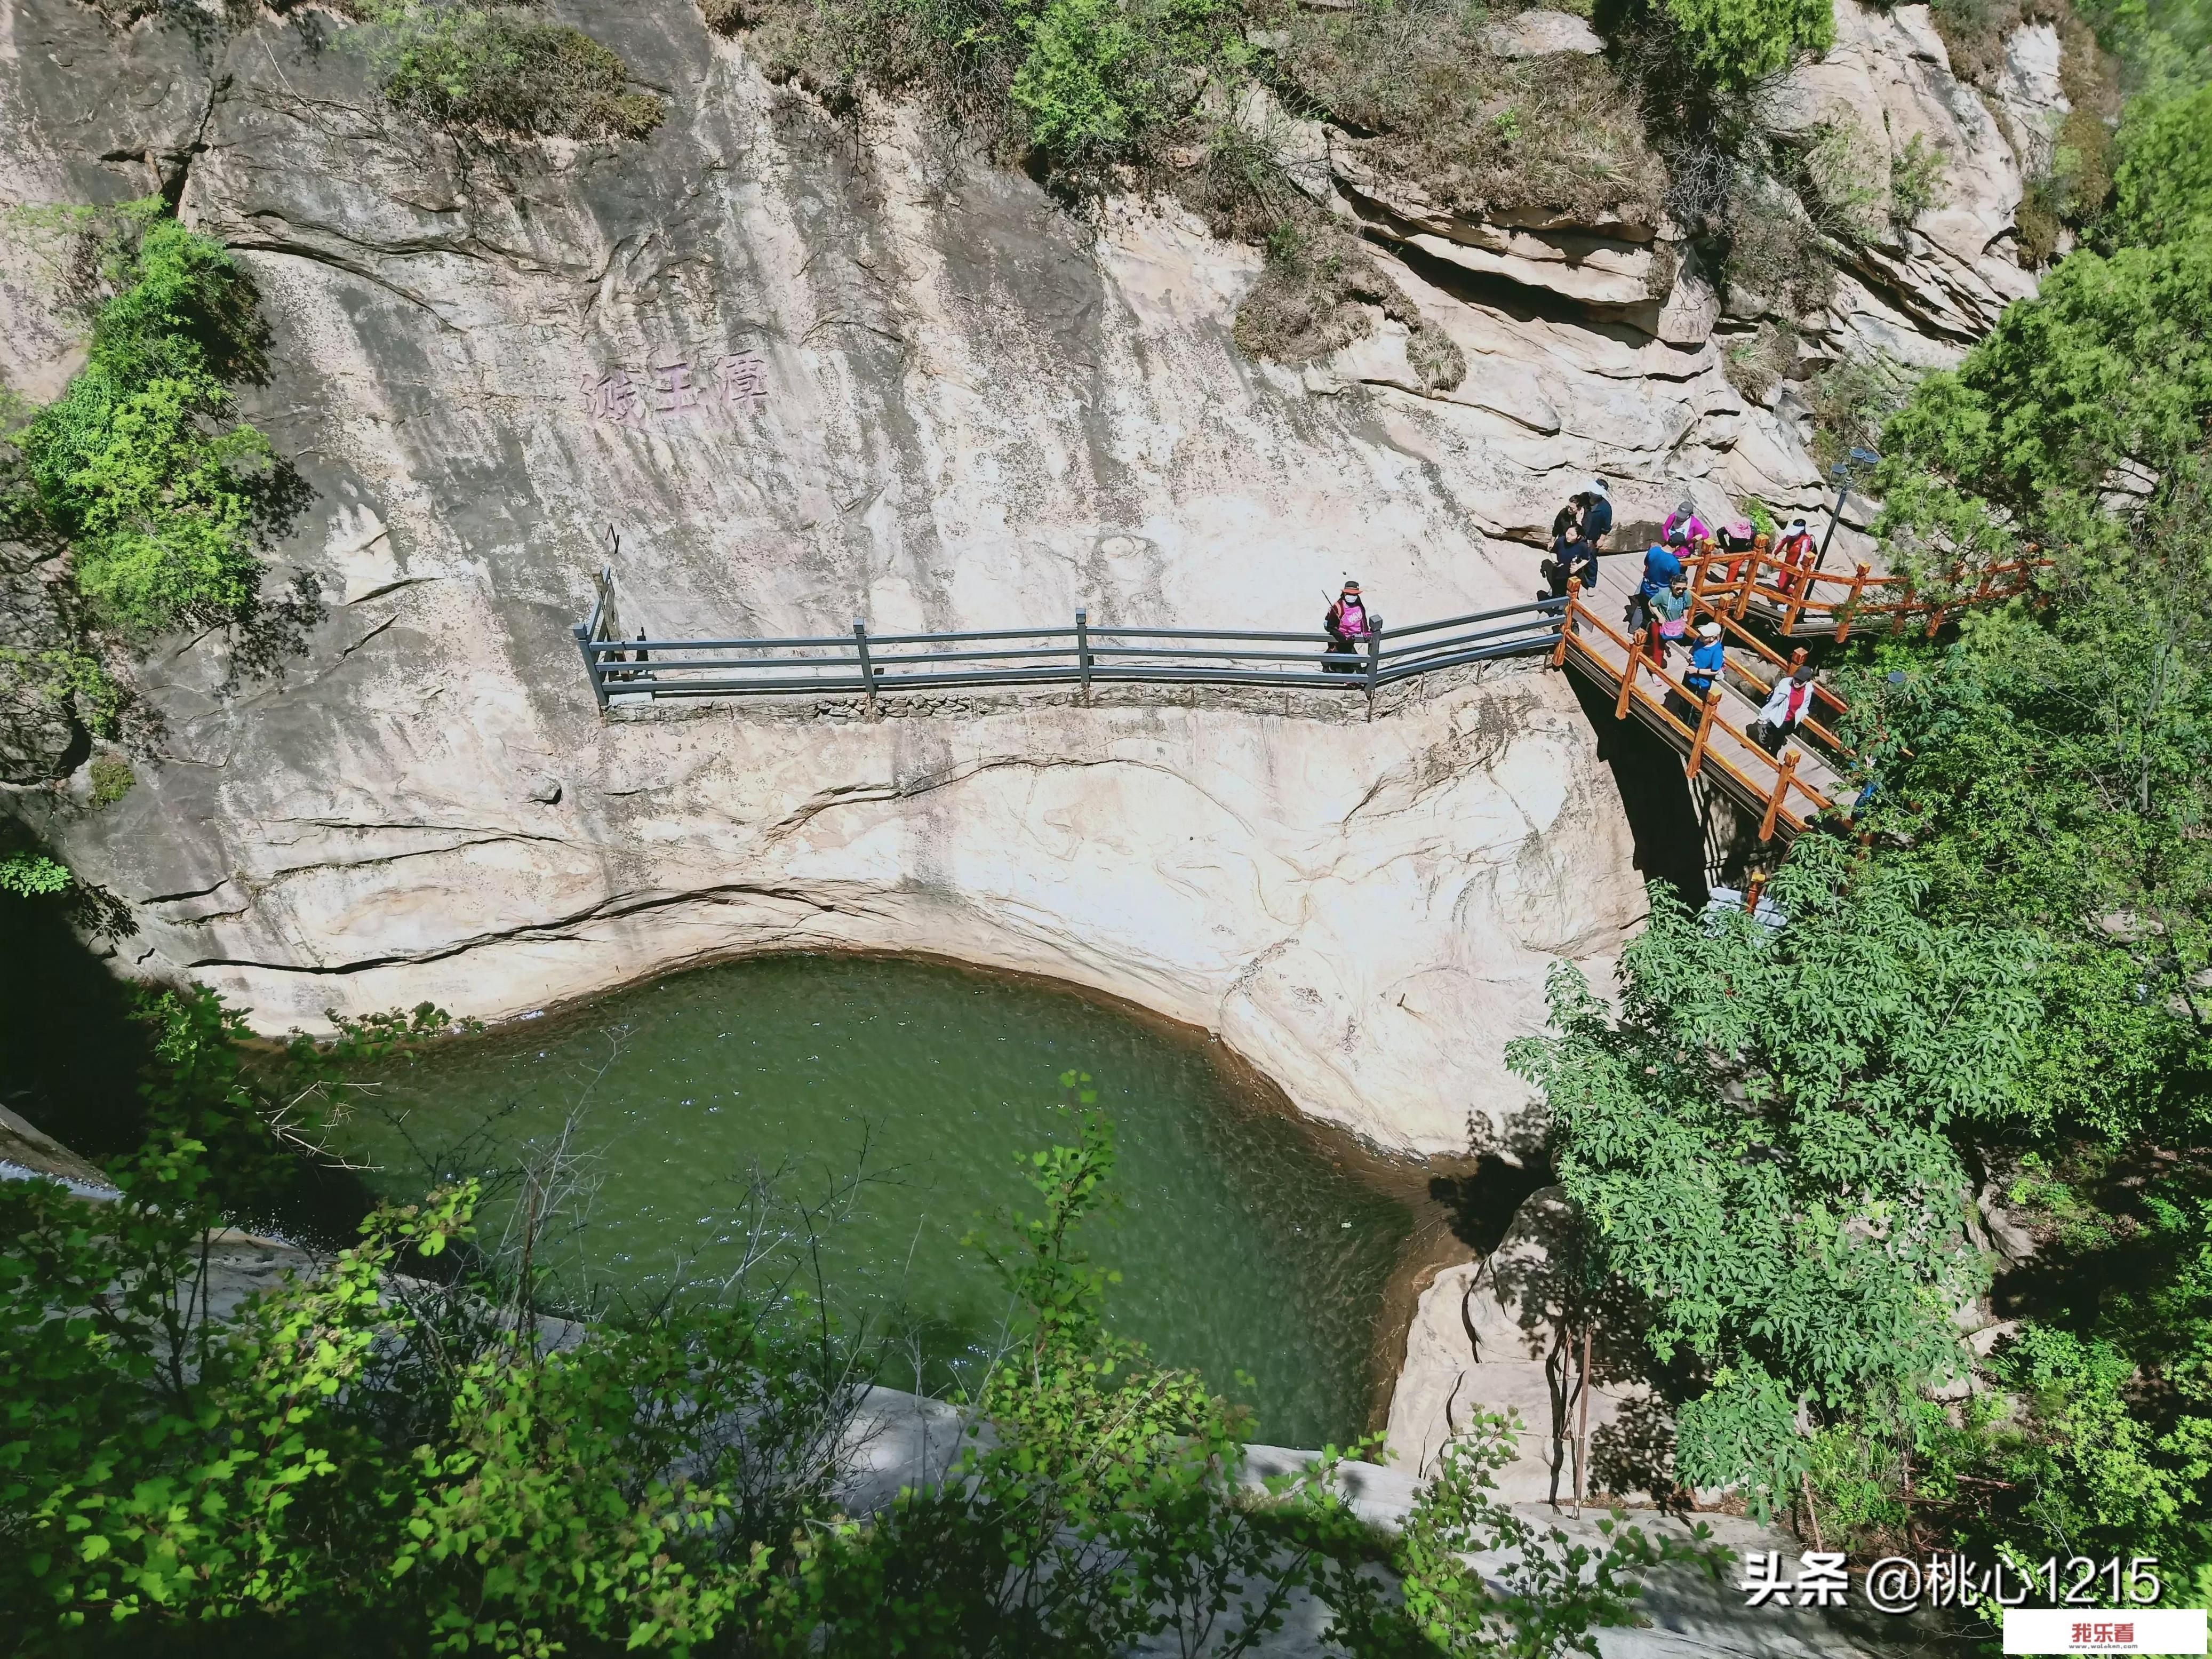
[1661,498,1710,548]
[1323,580,1372,674]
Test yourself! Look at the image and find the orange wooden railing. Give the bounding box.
[1683,547,2050,641]
[1551,579,1833,839]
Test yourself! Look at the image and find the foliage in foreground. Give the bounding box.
[1,1015,1709,1654]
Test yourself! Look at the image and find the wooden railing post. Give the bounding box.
[1615,631,1643,720]
[573,623,609,713]
[1551,581,1579,666]
[1735,557,1757,621]
[1744,870,1769,914]
[1891,577,1915,634]
[1686,687,1721,778]
[1076,608,1092,704]
[1788,645,1807,677]
[852,618,879,718]
[1365,616,1385,721]
[1925,560,1964,637]
[1760,747,1800,842]
[1835,561,1871,643]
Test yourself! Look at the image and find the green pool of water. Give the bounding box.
[336,954,1415,1447]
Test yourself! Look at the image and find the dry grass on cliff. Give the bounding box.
[356,2,667,141]
[1257,0,1665,224]
[1232,218,1466,390]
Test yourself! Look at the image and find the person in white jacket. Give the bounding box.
[1755,662,1818,755]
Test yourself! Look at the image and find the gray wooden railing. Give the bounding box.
[574,568,1566,717]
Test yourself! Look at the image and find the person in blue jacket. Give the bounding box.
[1671,617,1726,723]
[1641,531,1686,594]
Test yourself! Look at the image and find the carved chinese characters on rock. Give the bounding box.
[583,352,768,429]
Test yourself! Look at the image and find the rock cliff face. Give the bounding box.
[1,0,2056,1149]
[1387,1185,1666,1503]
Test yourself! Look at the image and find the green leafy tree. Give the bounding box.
[1508,838,2043,1510]
[1873,227,2212,563]
[2111,79,2212,244]
[3,1030,1698,1654]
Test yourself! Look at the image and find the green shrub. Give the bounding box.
[1806,350,1913,472]
[0,850,70,897]
[750,0,1234,179]
[365,2,667,140]
[1720,318,1798,403]
[1717,174,1834,318]
[0,647,124,739]
[1888,132,1947,232]
[87,751,134,808]
[1795,119,1885,244]
[14,213,284,638]
[1659,0,1834,87]
[2016,169,2068,265]
[1012,0,1160,164]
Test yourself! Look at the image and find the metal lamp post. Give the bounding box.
[1813,446,1881,576]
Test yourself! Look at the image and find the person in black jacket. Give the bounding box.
[1576,478,1614,550]
[1539,522,1598,601]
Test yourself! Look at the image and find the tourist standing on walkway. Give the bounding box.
[1776,517,1817,596]
[1648,571,1692,666]
[1577,478,1614,551]
[1755,661,1817,754]
[1641,533,1686,595]
[1671,618,1725,724]
[1324,580,1371,673]
[1662,498,1710,547]
[1543,522,1597,600]
[1631,532,1683,637]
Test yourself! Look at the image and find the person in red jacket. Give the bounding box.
[1775,517,1817,596]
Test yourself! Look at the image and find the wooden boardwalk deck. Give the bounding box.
[1556,554,1850,839]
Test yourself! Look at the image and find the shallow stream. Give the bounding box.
[334,954,1458,1447]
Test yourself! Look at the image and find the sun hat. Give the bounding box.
[1341,580,1361,593]
[1588,477,1610,496]
[1698,619,1722,639]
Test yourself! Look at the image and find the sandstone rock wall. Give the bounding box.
[1385,1184,1670,1504]
[0,0,2053,1150]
